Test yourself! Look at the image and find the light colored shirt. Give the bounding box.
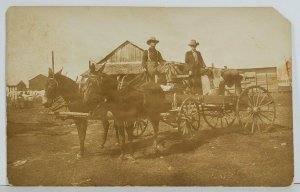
[192,50,198,64]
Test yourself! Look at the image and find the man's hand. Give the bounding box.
[188,71,192,76]
[142,67,147,72]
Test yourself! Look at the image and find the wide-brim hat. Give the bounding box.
[147,37,159,45]
[188,39,199,46]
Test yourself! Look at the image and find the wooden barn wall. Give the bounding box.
[106,43,143,63]
[29,76,48,91]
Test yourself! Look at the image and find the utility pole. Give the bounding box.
[51,51,55,77]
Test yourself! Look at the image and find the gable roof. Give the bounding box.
[82,40,145,76]
[96,40,144,64]
[29,74,47,82]
[17,81,26,86]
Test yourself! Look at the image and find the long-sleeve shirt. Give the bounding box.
[184,50,206,75]
[142,47,164,69]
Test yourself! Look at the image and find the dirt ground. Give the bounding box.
[7,92,294,186]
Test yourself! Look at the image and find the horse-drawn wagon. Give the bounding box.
[50,64,276,136]
[44,62,276,159]
[129,68,276,136]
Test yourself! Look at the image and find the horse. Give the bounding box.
[83,63,169,160]
[42,67,119,159]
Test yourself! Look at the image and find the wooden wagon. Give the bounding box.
[133,73,276,136]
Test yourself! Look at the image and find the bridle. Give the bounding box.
[87,74,102,87]
[49,77,59,87]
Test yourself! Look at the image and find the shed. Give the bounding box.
[82,40,145,77]
[29,74,48,91]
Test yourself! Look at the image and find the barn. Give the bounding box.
[16,81,27,91]
[82,40,145,77]
[29,74,48,91]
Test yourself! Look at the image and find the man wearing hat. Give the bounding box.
[142,37,166,83]
[185,39,207,94]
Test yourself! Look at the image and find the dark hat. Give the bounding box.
[147,37,159,45]
[188,39,199,46]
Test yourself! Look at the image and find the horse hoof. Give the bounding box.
[127,155,136,161]
[100,144,105,148]
[152,148,160,155]
[115,142,120,146]
[118,154,125,161]
[76,153,83,159]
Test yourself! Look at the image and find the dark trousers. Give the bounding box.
[190,75,203,95]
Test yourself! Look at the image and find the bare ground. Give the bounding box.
[7,93,294,186]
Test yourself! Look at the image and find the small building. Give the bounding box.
[82,40,145,77]
[16,81,27,91]
[29,74,48,91]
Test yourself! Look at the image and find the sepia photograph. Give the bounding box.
[6,7,293,186]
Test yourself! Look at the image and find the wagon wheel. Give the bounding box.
[236,85,276,134]
[177,97,201,135]
[202,90,236,129]
[133,119,148,137]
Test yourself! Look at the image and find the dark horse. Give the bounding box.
[83,63,169,159]
[42,67,119,158]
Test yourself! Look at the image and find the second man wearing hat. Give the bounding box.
[185,39,207,94]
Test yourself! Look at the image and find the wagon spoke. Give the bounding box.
[224,110,235,119]
[224,117,229,126]
[256,114,267,129]
[240,111,253,122]
[258,112,273,122]
[255,91,262,106]
[256,117,261,132]
[247,93,254,107]
[257,93,267,107]
[242,113,254,129]
[214,117,219,128]
[220,118,223,129]
[258,100,274,108]
[251,121,255,134]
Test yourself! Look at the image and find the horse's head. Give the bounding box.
[82,63,106,104]
[43,68,78,108]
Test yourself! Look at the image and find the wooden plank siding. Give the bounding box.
[81,41,145,76]
[107,42,143,63]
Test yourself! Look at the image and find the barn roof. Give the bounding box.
[17,81,26,86]
[29,74,47,82]
[96,40,144,64]
[81,40,145,76]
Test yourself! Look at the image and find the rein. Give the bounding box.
[117,75,128,90]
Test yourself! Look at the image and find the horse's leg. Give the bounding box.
[100,119,109,148]
[75,119,88,159]
[125,121,135,160]
[114,123,120,145]
[116,120,126,160]
[149,116,160,154]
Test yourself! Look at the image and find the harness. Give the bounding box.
[117,75,128,90]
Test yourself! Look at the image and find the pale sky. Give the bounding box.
[6,7,291,85]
